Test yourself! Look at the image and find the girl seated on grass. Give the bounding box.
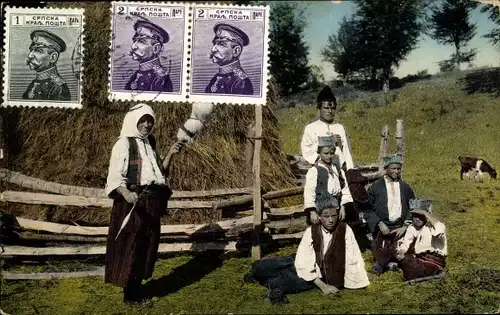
[396,198,448,283]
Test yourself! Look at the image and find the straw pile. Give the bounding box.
[0,2,296,225]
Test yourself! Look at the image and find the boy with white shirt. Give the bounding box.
[300,86,354,172]
[244,192,370,305]
[303,136,354,225]
[396,198,447,282]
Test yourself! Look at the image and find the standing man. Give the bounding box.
[364,154,416,275]
[300,86,354,172]
[125,20,173,92]
[205,23,253,95]
[23,30,71,101]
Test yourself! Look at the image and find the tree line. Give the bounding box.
[234,0,500,95]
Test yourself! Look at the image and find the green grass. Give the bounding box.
[2,74,500,314]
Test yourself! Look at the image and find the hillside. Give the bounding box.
[2,69,500,314]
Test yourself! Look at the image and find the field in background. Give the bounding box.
[2,69,500,314]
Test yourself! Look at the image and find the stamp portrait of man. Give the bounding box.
[23,30,71,101]
[205,23,254,95]
[125,19,173,93]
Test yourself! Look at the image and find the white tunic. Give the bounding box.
[295,225,370,289]
[300,120,354,169]
[304,163,353,208]
[384,175,402,222]
[105,103,166,197]
[399,222,448,256]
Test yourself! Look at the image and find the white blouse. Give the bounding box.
[303,163,353,209]
[294,225,370,289]
[105,137,166,196]
[398,222,448,256]
[300,120,354,169]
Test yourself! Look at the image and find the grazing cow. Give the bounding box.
[459,156,497,181]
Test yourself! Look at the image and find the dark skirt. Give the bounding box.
[105,186,170,287]
[399,252,446,281]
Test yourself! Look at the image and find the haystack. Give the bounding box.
[0,2,296,225]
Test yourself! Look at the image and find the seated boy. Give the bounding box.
[396,198,447,282]
[245,192,370,305]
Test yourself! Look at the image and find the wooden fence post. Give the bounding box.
[396,120,404,176]
[378,125,389,172]
[245,122,255,187]
[252,105,263,261]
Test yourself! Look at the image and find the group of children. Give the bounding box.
[245,86,448,305]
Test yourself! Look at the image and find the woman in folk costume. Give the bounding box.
[104,103,184,305]
[300,85,354,172]
[244,192,369,305]
[396,199,447,282]
[303,136,354,225]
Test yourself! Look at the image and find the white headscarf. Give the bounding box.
[119,103,156,139]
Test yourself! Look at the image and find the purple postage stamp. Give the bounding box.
[2,6,85,109]
[108,1,189,103]
[189,4,270,105]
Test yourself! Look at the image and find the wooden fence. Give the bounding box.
[0,121,404,280]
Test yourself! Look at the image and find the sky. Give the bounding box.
[293,1,500,80]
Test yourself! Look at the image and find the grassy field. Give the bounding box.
[2,72,500,314]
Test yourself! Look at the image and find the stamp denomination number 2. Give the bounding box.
[2,7,85,109]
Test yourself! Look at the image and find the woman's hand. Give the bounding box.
[116,187,138,204]
[168,140,186,156]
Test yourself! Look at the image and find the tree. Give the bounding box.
[481,3,500,48]
[350,0,429,91]
[428,0,479,70]
[269,1,311,95]
[321,16,364,82]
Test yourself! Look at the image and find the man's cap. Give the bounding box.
[317,86,336,104]
[134,20,169,44]
[214,23,250,47]
[30,30,67,53]
[409,198,433,213]
[318,136,334,148]
[383,154,403,167]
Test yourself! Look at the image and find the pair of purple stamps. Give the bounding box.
[108,1,270,105]
[1,2,270,109]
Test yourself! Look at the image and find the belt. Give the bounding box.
[127,184,168,195]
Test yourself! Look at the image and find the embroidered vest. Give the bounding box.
[126,135,163,186]
[315,164,346,205]
[311,223,347,288]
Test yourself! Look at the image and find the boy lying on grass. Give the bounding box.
[244,192,370,305]
[396,198,447,283]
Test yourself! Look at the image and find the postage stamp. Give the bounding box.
[1,6,85,109]
[189,4,271,105]
[108,1,189,103]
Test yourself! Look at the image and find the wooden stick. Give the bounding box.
[0,241,238,257]
[379,125,389,172]
[0,191,214,209]
[252,105,263,261]
[0,169,252,199]
[15,215,254,236]
[2,267,105,280]
[17,231,198,243]
[396,119,404,176]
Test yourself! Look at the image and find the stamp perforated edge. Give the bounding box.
[107,1,190,103]
[186,2,271,107]
[1,6,86,109]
